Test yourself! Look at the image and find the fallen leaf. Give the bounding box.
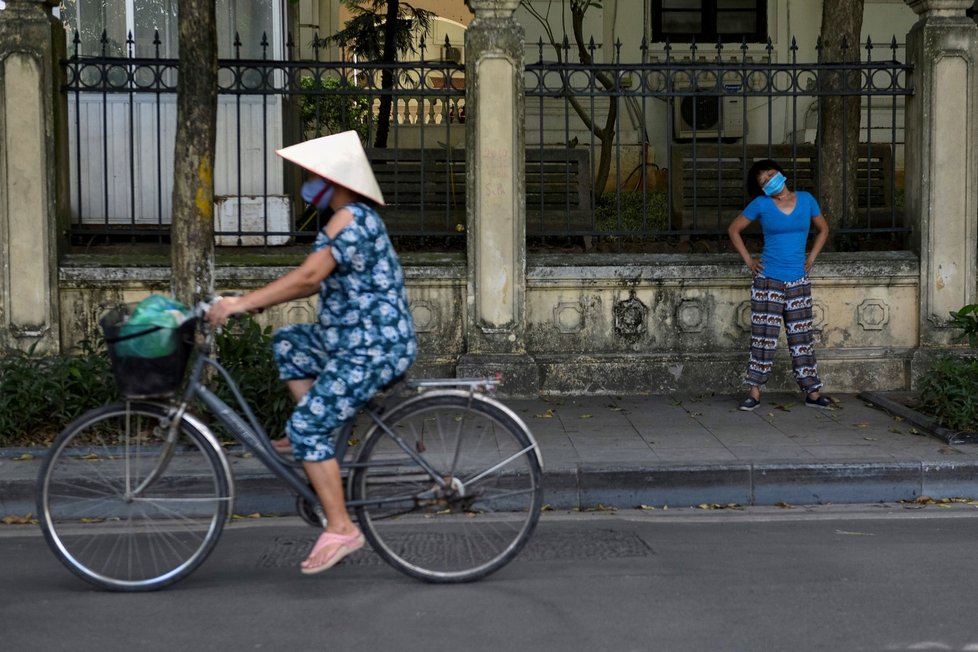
[535,409,555,419]
[583,504,617,513]
[773,403,794,412]
[775,501,795,509]
[1,513,34,525]
[888,427,903,434]
[863,436,878,441]
[854,422,870,429]
[231,513,263,520]
[579,414,593,419]
[80,453,100,460]
[638,504,656,510]
[11,453,34,461]
[835,529,875,536]
[540,504,553,512]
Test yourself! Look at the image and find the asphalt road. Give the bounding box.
[4,506,978,652]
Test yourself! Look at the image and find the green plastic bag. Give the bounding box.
[114,295,190,358]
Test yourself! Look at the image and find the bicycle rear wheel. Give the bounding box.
[352,392,543,582]
[37,401,231,591]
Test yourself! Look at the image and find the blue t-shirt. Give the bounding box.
[742,191,822,282]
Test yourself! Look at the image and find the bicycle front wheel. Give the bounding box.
[352,393,543,582]
[37,401,231,591]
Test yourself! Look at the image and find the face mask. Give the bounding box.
[762,172,787,197]
[301,177,335,211]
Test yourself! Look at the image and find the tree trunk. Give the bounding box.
[171,0,218,305]
[817,0,864,246]
[373,0,400,148]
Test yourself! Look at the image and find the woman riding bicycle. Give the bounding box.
[206,131,417,575]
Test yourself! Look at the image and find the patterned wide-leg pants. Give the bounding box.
[745,275,823,393]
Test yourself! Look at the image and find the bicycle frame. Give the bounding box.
[163,341,506,516]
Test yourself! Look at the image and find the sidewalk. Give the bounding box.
[3,392,978,517]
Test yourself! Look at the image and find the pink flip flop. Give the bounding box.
[300,530,366,576]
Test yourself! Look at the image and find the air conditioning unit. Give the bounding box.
[673,84,745,140]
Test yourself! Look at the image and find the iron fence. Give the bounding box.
[524,35,912,251]
[63,30,912,252]
[64,29,466,247]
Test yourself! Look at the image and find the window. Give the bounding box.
[61,0,274,58]
[651,0,768,44]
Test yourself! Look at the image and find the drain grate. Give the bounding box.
[257,528,652,568]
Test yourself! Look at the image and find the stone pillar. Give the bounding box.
[905,0,978,355]
[458,0,538,394]
[0,0,67,354]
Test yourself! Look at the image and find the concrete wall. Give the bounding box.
[3,0,976,399]
[57,250,919,395]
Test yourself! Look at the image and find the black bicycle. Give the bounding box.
[36,298,544,591]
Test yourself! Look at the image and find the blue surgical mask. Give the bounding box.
[301,177,335,211]
[762,172,787,197]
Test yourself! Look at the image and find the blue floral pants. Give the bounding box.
[272,323,411,462]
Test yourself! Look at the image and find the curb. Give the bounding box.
[7,455,978,518]
[859,391,978,446]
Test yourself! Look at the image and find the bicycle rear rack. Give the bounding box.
[407,376,501,393]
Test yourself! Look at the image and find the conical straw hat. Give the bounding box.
[276,131,385,206]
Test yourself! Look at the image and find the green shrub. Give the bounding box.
[915,303,978,432]
[0,340,116,446]
[917,355,978,432]
[949,304,978,348]
[212,317,293,439]
[0,317,293,447]
[297,76,371,143]
[594,191,668,235]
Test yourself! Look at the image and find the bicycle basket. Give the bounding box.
[100,306,197,398]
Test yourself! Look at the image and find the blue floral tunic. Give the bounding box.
[272,202,416,462]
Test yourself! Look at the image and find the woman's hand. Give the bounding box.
[745,257,764,276]
[205,295,247,328]
[805,255,816,275]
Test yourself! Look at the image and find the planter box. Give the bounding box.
[214,195,292,246]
